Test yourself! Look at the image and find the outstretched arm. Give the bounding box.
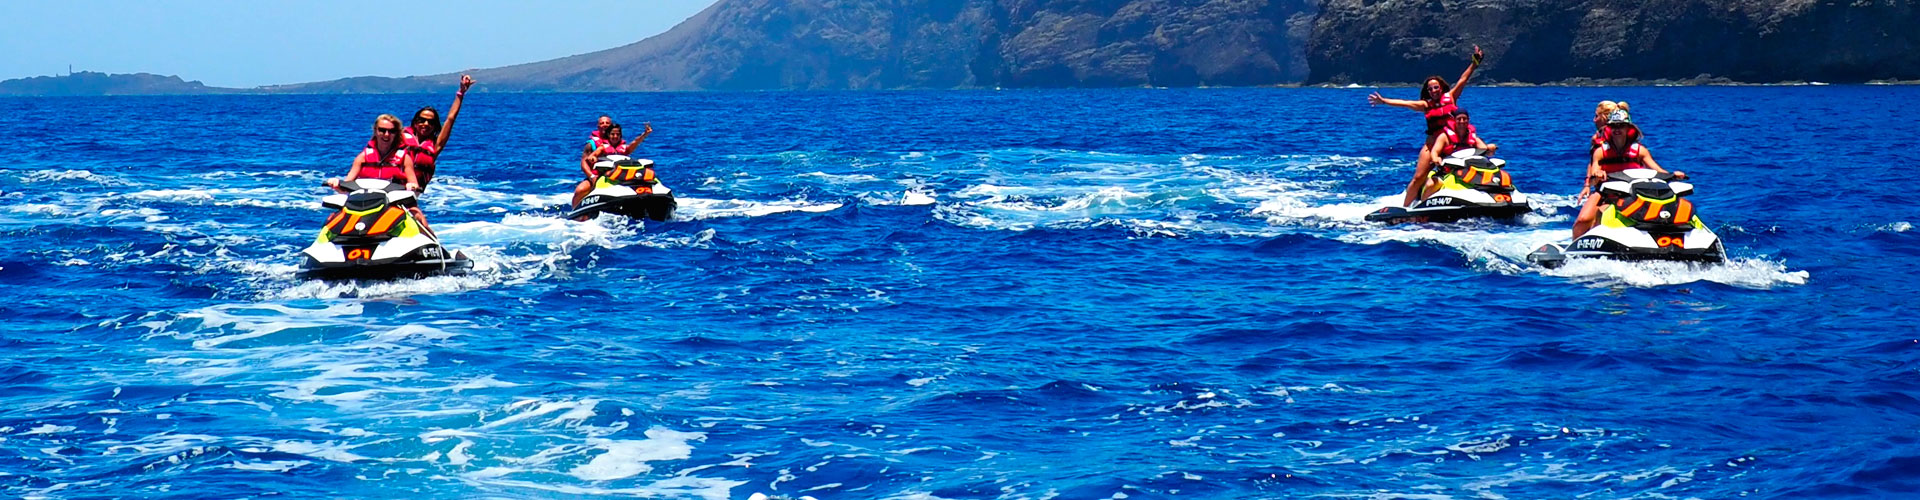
[1448,45,1485,101]
[1369,92,1428,111]
[343,154,366,183]
[1641,147,1684,179]
[1429,134,1451,165]
[435,75,475,149]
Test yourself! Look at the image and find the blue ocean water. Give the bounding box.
[0,87,1915,499]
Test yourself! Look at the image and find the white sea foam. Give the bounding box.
[568,428,707,481]
[21,169,121,185]
[224,460,311,472]
[674,197,843,221]
[1541,257,1810,289]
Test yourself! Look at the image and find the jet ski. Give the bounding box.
[297,179,472,280]
[1527,169,1725,268]
[1366,149,1532,224]
[566,155,675,221]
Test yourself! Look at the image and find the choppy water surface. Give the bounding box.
[1,88,1915,499]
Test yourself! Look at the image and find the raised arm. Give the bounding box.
[436,75,474,149]
[1369,92,1428,111]
[623,122,653,151]
[1447,46,1484,101]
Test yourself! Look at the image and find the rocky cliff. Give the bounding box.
[1307,0,1920,84]
[268,0,1319,92]
[11,0,1916,95]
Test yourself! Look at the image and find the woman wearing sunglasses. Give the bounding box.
[334,114,418,191]
[401,74,475,191]
[1367,45,1485,207]
[328,114,434,233]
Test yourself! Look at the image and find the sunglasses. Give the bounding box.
[413,117,431,124]
[376,127,399,134]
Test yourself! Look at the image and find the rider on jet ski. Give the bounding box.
[401,74,474,192]
[572,122,654,209]
[1367,45,1485,207]
[1422,108,1499,197]
[1572,110,1685,239]
[327,114,434,235]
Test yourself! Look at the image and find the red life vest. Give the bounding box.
[1438,123,1479,156]
[588,129,611,150]
[1424,95,1458,136]
[355,139,409,183]
[590,138,631,158]
[1591,127,1641,149]
[1597,142,1647,173]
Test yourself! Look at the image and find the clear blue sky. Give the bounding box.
[0,1,720,88]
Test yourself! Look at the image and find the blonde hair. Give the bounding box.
[371,114,404,149]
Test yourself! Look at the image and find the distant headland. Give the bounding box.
[6,0,1916,96]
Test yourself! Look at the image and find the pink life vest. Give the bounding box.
[588,129,611,152]
[1423,94,1458,136]
[1597,142,1647,173]
[401,129,440,170]
[1438,123,1480,157]
[355,139,409,183]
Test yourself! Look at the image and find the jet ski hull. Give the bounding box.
[568,193,676,222]
[296,179,473,281]
[296,253,473,280]
[1369,152,1531,225]
[1529,168,1726,268]
[1527,237,1727,269]
[297,244,472,280]
[1366,202,1531,224]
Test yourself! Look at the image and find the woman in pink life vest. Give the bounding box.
[1571,110,1686,239]
[327,114,435,234]
[401,74,475,191]
[335,114,418,190]
[1367,45,1485,207]
[571,122,654,211]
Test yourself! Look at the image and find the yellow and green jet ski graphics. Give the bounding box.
[1600,193,1701,230]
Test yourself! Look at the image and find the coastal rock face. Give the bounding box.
[11,0,1917,94]
[1307,0,1920,83]
[982,0,1318,87]
[273,0,1319,92]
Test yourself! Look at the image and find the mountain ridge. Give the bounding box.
[6,0,1915,96]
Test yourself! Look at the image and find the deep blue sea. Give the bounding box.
[1,87,1916,499]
